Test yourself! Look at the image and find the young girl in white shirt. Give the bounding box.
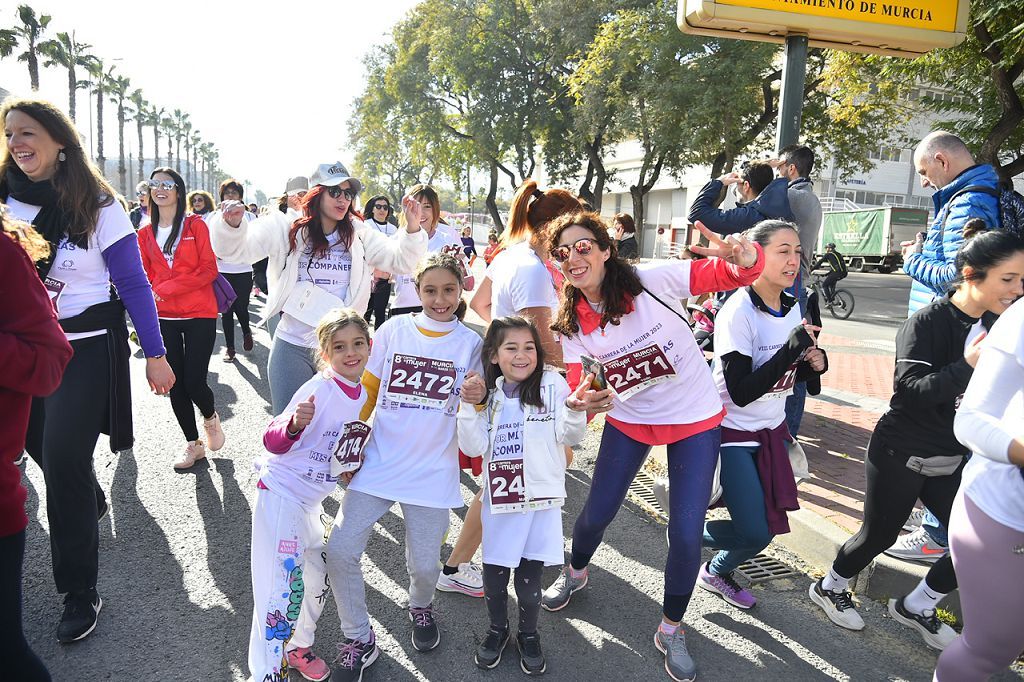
[325,253,483,682]
[457,316,600,675]
[249,308,372,682]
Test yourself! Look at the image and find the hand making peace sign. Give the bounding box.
[688,221,759,269]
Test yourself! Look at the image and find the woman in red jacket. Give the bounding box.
[0,209,72,681]
[138,168,225,469]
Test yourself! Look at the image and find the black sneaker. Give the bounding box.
[330,631,379,682]
[58,589,102,643]
[97,499,109,522]
[475,623,510,670]
[516,631,546,676]
[409,605,440,652]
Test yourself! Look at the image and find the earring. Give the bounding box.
[58,150,67,162]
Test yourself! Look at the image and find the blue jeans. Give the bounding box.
[570,422,720,621]
[785,280,809,437]
[704,445,774,575]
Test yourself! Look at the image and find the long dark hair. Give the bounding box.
[0,98,116,246]
[953,221,1024,287]
[547,211,644,336]
[288,184,362,258]
[149,167,188,255]
[483,316,546,409]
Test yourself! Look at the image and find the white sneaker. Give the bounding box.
[884,527,949,563]
[203,413,225,451]
[174,440,206,470]
[902,508,926,532]
[809,579,865,631]
[436,562,484,597]
[888,597,957,650]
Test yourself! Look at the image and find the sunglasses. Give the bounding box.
[326,186,356,200]
[373,203,389,210]
[550,237,596,263]
[147,179,177,191]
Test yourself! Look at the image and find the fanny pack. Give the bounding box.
[905,454,963,477]
[282,280,345,327]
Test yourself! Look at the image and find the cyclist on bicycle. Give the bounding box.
[813,243,848,303]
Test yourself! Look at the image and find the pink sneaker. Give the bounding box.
[697,562,757,609]
[286,646,330,681]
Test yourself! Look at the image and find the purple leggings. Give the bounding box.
[934,492,1024,681]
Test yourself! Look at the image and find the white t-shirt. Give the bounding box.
[367,219,397,239]
[349,313,483,508]
[713,288,804,435]
[258,372,368,509]
[487,241,557,318]
[959,299,1024,531]
[560,261,722,426]
[480,395,564,567]
[153,223,182,266]
[275,230,353,347]
[391,227,467,310]
[7,197,135,342]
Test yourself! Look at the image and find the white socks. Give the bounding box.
[903,578,947,615]
[822,568,851,593]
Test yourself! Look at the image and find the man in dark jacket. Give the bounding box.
[687,161,793,234]
[812,243,848,302]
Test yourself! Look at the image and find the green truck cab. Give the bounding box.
[816,206,929,273]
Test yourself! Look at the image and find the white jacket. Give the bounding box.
[207,210,427,327]
[457,370,587,501]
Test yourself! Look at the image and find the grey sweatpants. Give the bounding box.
[326,489,450,643]
[267,335,318,414]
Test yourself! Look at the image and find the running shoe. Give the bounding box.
[58,588,102,643]
[475,623,510,670]
[203,412,226,451]
[243,333,254,352]
[330,632,378,682]
[409,605,440,652]
[222,347,236,362]
[541,565,588,612]
[286,646,330,681]
[654,625,697,682]
[808,578,864,631]
[516,631,546,676]
[697,562,757,609]
[888,597,957,651]
[884,527,949,563]
[436,562,484,597]
[14,451,26,466]
[97,498,109,522]
[174,440,206,470]
[902,508,926,532]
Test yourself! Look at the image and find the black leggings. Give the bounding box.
[25,334,108,594]
[160,318,217,442]
[220,271,252,350]
[833,432,962,594]
[482,559,544,634]
[0,531,51,681]
[252,258,269,293]
[822,272,842,301]
[364,278,392,330]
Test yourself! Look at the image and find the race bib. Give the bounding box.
[604,344,676,401]
[385,353,457,409]
[759,363,799,400]
[44,276,66,313]
[331,420,371,477]
[487,458,559,514]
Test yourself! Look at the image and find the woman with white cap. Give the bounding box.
[209,162,427,412]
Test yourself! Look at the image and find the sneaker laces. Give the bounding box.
[898,529,929,550]
[918,608,942,633]
[666,628,690,657]
[716,572,744,595]
[410,606,435,627]
[519,632,542,657]
[829,589,856,612]
[334,640,363,669]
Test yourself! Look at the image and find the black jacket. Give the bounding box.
[874,296,996,458]
[617,235,638,259]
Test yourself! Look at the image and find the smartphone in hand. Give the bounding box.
[581,355,608,391]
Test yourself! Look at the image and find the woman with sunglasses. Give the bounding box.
[363,194,397,329]
[138,168,225,470]
[187,190,215,217]
[540,213,762,682]
[211,162,427,413]
[1,98,174,643]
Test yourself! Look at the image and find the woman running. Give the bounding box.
[809,227,1024,651]
[138,167,225,469]
[540,212,762,682]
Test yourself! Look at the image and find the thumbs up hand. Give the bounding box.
[289,394,316,433]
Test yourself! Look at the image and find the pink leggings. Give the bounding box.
[934,492,1024,681]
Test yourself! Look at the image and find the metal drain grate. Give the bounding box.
[736,554,799,583]
[628,469,668,521]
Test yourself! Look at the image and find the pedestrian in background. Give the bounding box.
[129,179,149,229]
[363,194,397,330]
[613,213,639,260]
[214,179,257,361]
[483,231,501,265]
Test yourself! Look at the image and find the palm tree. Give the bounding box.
[188,129,201,188]
[149,105,166,173]
[108,74,132,195]
[85,58,115,177]
[181,118,192,182]
[13,5,52,91]
[161,115,176,167]
[0,28,16,60]
[127,89,148,183]
[39,31,95,122]
[198,142,212,192]
[171,109,189,174]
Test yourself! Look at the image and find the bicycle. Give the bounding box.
[811,273,855,320]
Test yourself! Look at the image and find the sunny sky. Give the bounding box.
[0,0,420,197]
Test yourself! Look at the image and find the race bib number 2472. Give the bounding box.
[385,354,457,409]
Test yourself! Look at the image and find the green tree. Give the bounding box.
[149,105,166,173]
[107,73,132,195]
[188,130,201,189]
[39,31,94,122]
[0,27,16,60]
[171,109,189,174]
[126,89,148,183]
[161,114,175,167]
[11,5,51,91]
[85,58,116,177]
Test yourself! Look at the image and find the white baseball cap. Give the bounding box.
[310,162,362,195]
[285,176,309,195]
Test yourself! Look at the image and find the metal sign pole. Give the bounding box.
[775,34,809,152]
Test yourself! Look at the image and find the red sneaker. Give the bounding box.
[286,646,330,681]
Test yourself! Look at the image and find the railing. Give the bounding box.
[819,197,861,212]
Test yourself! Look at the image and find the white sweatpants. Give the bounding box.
[248,486,331,681]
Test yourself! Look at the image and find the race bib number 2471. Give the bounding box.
[604,344,676,401]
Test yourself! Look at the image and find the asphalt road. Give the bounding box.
[19,285,1023,682]
[814,272,912,348]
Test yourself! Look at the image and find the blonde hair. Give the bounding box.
[1,204,50,262]
[313,308,371,370]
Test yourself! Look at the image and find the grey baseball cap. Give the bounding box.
[309,162,362,195]
[285,176,309,194]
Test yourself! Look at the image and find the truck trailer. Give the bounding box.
[816,206,929,273]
